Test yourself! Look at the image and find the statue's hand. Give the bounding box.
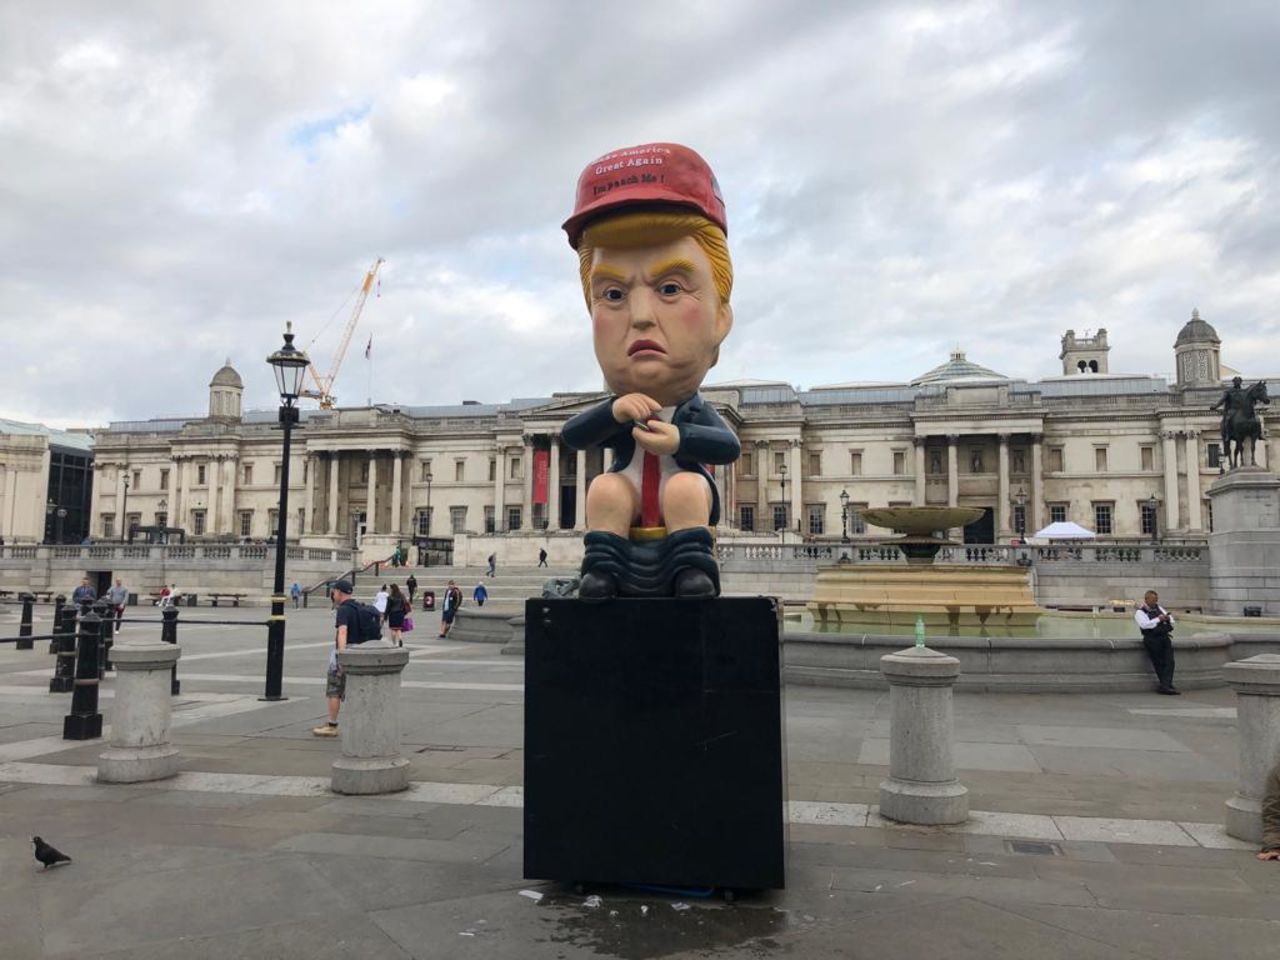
[633,420,679,456]
[612,393,661,425]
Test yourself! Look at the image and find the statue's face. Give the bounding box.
[1233,377,1243,387]
[588,235,732,407]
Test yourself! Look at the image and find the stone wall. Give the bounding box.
[0,544,353,605]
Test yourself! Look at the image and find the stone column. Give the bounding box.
[997,433,1011,539]
[165,459,178,527]
[946,435,959,508]
[1162,431,1181,531]
[331,641,410,795]
[755,440,768,528]
[220,456,237,534]
[1030,434,1044,534]
[178,459,190,530]
[789,439,803,534]
[574,448,587,531]
[206,456,219,533]
[113,465,125,529]
[913,438,926,505]
[365,453,378,533]
[1185,431,1203,531]
[549,435,562,530]
[522,434,535,528]
[390,452,403,535]
[1222,655,1280,842]
[495,447,508,532]
[97,641,182,783]
[328,453,340,535]
[878,646,968,825]
[303,453,316,535]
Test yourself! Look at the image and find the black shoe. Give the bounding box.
[579,570,618,602]
[673,568,716,599]
[1156,687,1181,695]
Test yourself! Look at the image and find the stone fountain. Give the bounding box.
[807,506,1041,629]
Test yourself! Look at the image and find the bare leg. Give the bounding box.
[585,472,639,536]
[661,471,714,533]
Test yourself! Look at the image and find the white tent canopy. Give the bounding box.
[1031,521,1096,540]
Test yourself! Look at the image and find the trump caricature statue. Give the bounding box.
[561,143,740,600]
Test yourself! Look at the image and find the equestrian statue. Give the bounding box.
[1210,376,1271,469]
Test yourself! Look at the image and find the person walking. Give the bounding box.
[312,579,378,737]
[386,583,408,647]
[106,577,129,633]
[71,577,96,606]
[373,584,389,622]
[1135,590,1178,695]
[406,573,418,605]
[473,581,488,607]
[538,547,548,568]
[487,553,497,578]
[438,579,463,638]
[1259,762,1280,862]
[290,581,302,609]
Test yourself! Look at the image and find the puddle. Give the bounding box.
[536,890,795,959]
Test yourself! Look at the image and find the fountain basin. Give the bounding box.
[808,562,1041,628]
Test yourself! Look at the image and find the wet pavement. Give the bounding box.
[0,603,1276,958]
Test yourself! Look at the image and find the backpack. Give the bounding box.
[342,599,383,644]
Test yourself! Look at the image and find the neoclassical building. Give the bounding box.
[89,313,1267,549]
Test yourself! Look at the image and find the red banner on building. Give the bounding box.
[533,449,550,505]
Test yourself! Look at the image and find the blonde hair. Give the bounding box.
[577,211,733,309]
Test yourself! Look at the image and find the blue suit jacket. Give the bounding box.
[561,392,740,526]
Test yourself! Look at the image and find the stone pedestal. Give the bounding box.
[1222,654,1280,842]
[1207,468,1280,616]
[879,646,968,825]
[331,641,410,795]
[97,642,182,783]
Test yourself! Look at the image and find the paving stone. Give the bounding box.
[995,902,1280,960]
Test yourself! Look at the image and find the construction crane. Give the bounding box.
[300,257,385,409]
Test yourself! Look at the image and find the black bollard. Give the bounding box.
[17,593,34,650]
[48,606,78,693]
[63,611,103,739]
[49,594,66,655]
[95,601,114,675]
[161,606,181,695]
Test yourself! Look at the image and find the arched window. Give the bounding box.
[1088,360,1098,373]
[1077,360,1087,372]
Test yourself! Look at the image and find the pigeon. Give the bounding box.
[32,837,71,869]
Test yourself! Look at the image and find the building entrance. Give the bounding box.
[963,507,994,544]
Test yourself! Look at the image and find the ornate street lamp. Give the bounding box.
[1146,494,1160,541]
[263,324,310,701]
[423,470,433,567]
[56,507,67,544]
[839,488,851,543]
[1015,487,1027,540]
[121,473,130,540]
[778,462,787,533]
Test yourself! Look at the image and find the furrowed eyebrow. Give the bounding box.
[589,264,630,286]
[647,258,697,280]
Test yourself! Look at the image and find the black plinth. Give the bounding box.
[524,597,786,891]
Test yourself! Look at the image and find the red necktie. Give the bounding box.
[640,451,661,527]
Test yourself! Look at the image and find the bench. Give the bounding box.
[208,593,246,607]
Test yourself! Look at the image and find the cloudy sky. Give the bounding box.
[3,1,1279,427]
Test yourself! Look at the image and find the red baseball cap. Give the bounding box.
[562,142,727,248]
